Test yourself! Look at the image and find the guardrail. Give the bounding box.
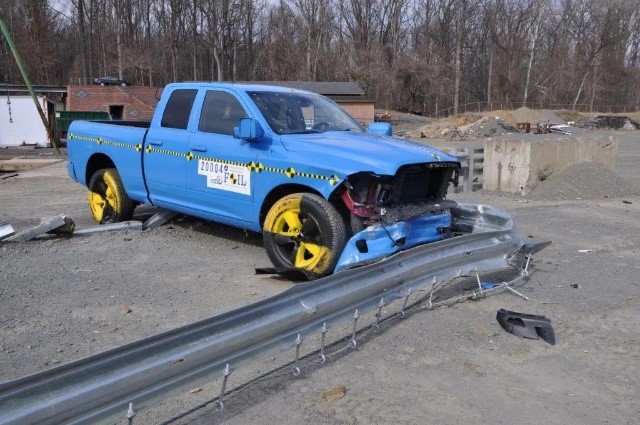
[447,148,485,192]
[0,204,546,425]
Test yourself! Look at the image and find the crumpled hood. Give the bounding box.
[279,131,459,176]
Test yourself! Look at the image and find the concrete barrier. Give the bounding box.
[482,134,618,195]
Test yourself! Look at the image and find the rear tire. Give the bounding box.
[263,193,346,280]
[88,168,135,224]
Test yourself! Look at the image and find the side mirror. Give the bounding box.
[235,118,264,141]
[367,122,392,136]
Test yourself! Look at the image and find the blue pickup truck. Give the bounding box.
[67,82,460,279]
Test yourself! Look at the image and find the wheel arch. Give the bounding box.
[85,153,116,185]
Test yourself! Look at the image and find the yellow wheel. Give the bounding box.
[263,193,346,280]
[87,168,134,224]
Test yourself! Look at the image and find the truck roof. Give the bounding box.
[164,81,314,95]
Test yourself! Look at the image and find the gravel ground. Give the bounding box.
[1,133,639,424]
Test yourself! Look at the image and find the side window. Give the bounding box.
[161,89,197,129]
[199,91,248,136]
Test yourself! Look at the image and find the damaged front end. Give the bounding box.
[336,162,462,272]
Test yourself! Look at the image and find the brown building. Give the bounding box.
[66,81,374,125]
[66,86,162,120]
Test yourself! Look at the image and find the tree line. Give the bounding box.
[1,0,640,116]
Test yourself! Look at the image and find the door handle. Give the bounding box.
[189,145,208,152]
[148,140,163,146]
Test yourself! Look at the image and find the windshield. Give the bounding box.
[248,91,364,135]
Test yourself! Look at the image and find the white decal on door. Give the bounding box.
[198,159,251,195]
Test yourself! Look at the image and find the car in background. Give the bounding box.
[93,76,130,86]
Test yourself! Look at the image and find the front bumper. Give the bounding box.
[335,212,452,272]
[335,203,523,273]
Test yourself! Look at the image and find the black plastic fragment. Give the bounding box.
[254,267,307,281]
[496,309,555,345]
[255,267,278,275]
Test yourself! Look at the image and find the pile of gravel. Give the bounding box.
[458,116,519,138]
[573,116,640,130]
[530,162,640,200]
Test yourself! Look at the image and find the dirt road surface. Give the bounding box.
[1,133,639,424]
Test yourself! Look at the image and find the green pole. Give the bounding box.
[0,17,60,155]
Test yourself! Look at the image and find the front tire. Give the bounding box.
[88,168,135,224]
[263,193,346,280]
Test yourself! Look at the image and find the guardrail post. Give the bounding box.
[318,322,328,363]
[462,148,471,192]
[372,298,385,332]
[399,288,412,318]
[215,364,232,412]
[350,309,359,348]
[127,402,135,425]
[468,150,475,192]
[292,334,303,376]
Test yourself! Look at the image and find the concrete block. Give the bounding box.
[482,134,618,195]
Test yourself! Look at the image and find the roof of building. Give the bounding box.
[2,84,67,94]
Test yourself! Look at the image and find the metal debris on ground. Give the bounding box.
[3,214,72,242]
[73,221,143,236]
[536,123,571,135]
[47,217,75,235]
[0,221,15,240]
[142,209,180,231]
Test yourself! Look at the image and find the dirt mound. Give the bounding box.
[405,113,482,139]
[457,116,518,138]
[573,116,640,130]
[405,109,563,139]
[489,110,517,125]
[530,162,640,200]
[452,115,478,127]
[511,107,564,125]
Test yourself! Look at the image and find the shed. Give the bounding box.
[0,95,49,147]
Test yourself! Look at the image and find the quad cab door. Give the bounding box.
[186,90,259,227]
[143,88,198,209]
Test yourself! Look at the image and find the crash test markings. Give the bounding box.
[198,159,251,195]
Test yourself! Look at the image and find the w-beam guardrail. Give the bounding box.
[0,204,548,425]
[447,148,484,192]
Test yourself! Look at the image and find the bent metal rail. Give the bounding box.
[0,204,547,425]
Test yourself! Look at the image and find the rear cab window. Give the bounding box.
[161,89,198,129]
